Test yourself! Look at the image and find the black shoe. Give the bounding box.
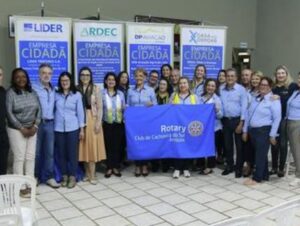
[222,168,233,176]
[104,171,112,178]
[269,169,277,175]
[235,171,242,178]
[277,170,285,177]
[113,169,122,177]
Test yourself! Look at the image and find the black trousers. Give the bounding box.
[103,122,125,169]
[271,119,288,171]
[216,130,225,159]
[174,159,189,171]
[222,117,243,171]
[0,130,9,175]
[243,137,255,167]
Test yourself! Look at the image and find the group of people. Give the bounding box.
[1,62,300,198]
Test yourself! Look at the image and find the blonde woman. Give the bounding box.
[270,65,297,177]
[77,67,106,184]
[170,77,199,178]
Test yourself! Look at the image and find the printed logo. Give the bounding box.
[189,30,217,44]
[23,23,63,33]
[80,27,117,37]
[188,121,203,136]
[23,23,33,32]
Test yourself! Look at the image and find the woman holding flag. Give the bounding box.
[169,76,199,178]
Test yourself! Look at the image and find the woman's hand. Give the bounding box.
[242,133,248,142]
[94,121,101,134]
[79,128,85,140]
[270,137,277,146]
[20,127,30,137]
[146,101,153,107]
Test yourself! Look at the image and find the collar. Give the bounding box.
[224,83,237,91]
[38,81,53,90]
[134,85,146,91]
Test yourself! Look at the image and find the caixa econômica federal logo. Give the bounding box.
[188,121,204,136]
[189,30,217,44]
[23,23,63,33]
[80,27,117,37]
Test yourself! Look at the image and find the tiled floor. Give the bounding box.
[34,167,300,226]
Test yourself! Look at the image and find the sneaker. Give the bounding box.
[289,178,300,187]
[89,179,98,185]
[173,170,180,179]
[61,175,68,187]
[46,178,60,189]
[82,176,89,182]
[183,170,191,178]
[68,176,76,189]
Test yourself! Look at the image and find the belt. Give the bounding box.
[223,117,240,120]
[42,119,54,123]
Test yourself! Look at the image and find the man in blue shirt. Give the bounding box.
[220,68,248,177]
[33,63,60,188]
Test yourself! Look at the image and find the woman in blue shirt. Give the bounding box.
[287,72,300,186]
[198,79,223,175]
[169,77,199,178]
[55,71,85,189]
[243,77,281,185]
[127,68,157,177]
[192,64,206,97]
[102,72,126,178]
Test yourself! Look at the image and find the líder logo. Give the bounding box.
[188,121,203,136]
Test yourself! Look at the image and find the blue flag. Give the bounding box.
[124,104,216,160]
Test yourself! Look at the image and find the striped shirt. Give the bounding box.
[6,88,41,129]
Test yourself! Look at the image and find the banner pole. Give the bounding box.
[41,1,45,17]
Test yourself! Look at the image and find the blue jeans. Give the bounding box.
[249,126,271,182]
[35,121,55,181]
[55,130,79,177]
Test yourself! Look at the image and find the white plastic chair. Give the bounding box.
[211,216,253,226]
[253,199,300,226]
[0,213,20,226]
[0,175,38,226]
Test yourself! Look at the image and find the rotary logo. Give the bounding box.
[188,121,203,136]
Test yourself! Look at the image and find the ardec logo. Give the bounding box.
[23,23,63,33]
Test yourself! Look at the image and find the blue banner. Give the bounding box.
[129,44,171,84]
[182,45,223,79]
[76,41,121,83]
[19,40,68,84]
[124,104,216,160]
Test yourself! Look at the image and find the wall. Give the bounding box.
[254,0,300,79]
[0,0,257,86]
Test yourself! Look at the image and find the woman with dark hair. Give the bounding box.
[192,64,207,97]
[117,71,129,103]
[160,64,174,95]
[160,64,173,80]
[151,78,171,172]
[128,68,157,176]
[270,65,297,177]
[198,79,223,174]
[170,76,199,178]
[102,72,126,178]
[77,67,106,184]
[243,77,281,185]
[217,69,226,87]
[55,71,85,188]
[6,68,41,197]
